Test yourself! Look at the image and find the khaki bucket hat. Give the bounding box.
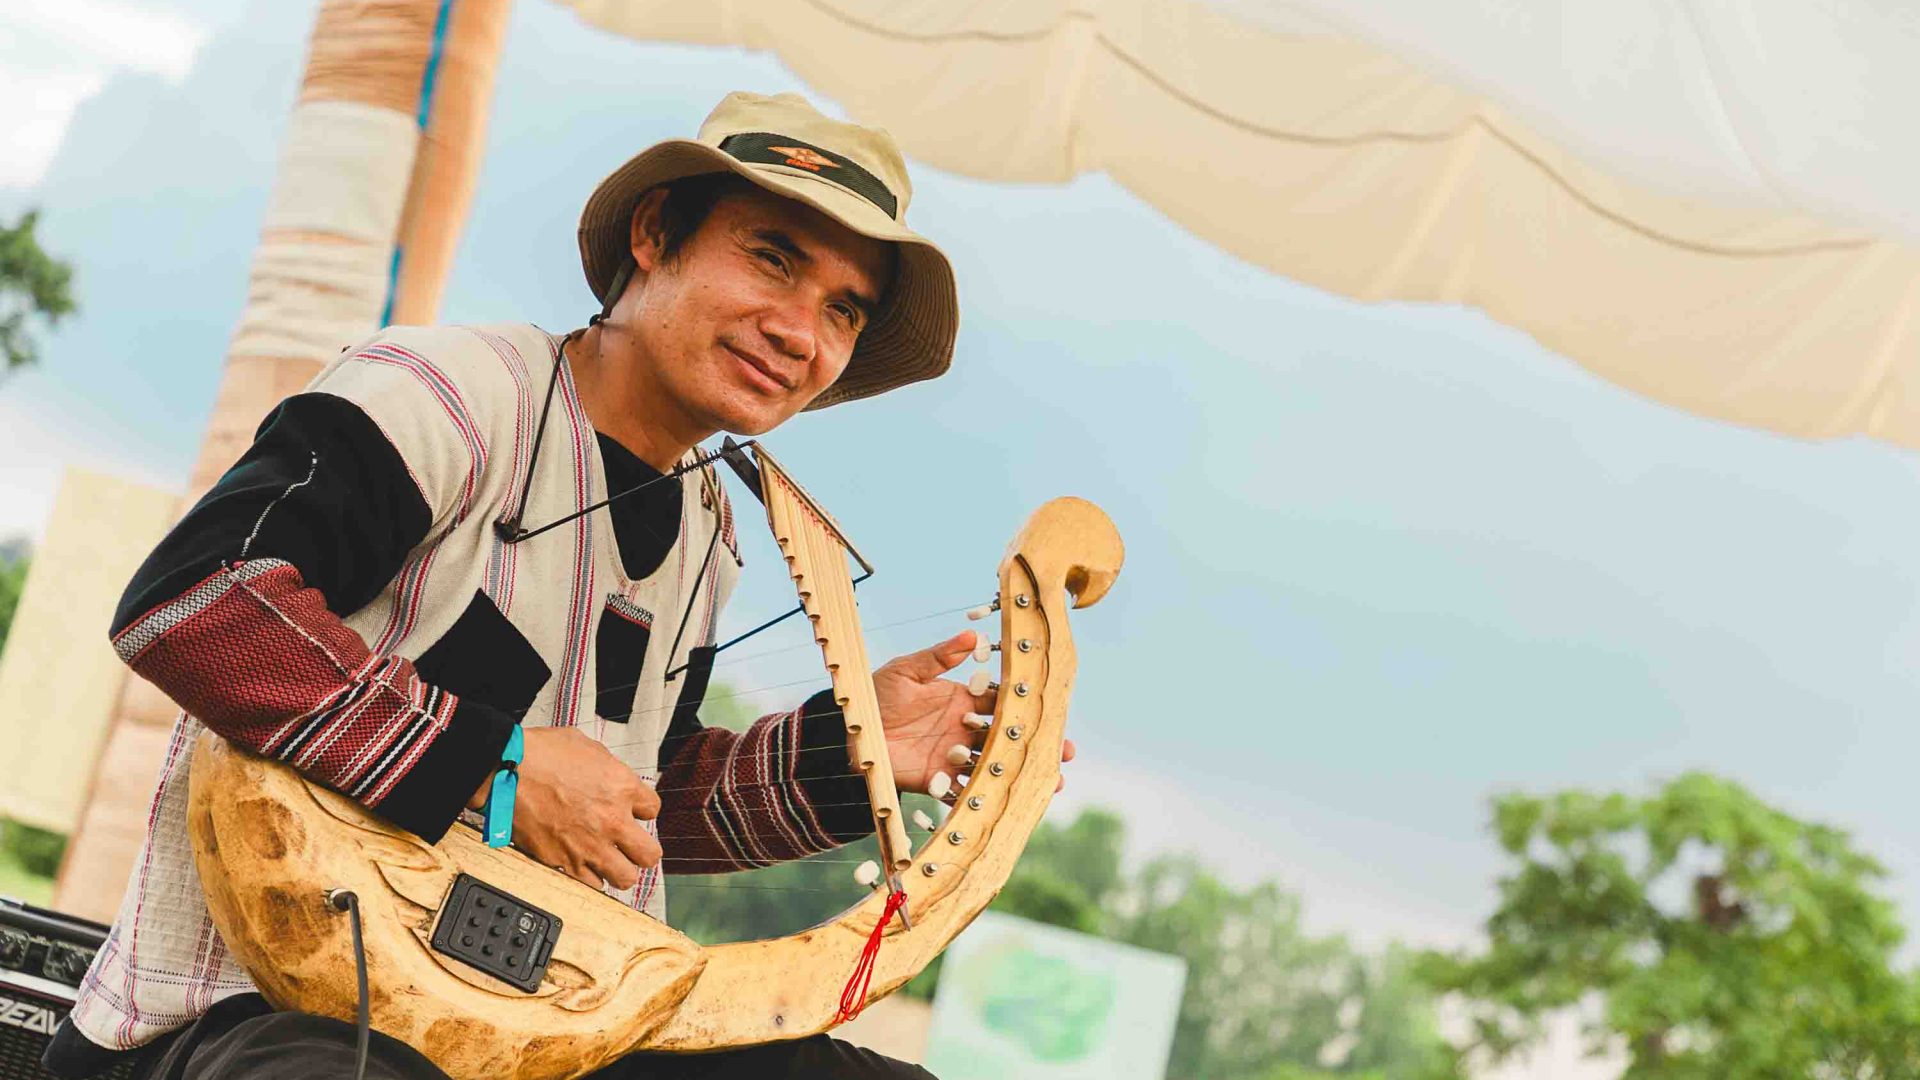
[578,92,958,410]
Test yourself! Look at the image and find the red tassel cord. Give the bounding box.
[835,889,909,1024]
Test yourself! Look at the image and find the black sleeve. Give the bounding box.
[109,392,516,842]
[114,392,434,632]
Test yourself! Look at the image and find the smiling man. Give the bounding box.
[48,92,1054,1080]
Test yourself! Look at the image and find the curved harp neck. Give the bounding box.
[751,447,914,878]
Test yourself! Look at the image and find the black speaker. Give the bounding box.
[0,899,132,1080]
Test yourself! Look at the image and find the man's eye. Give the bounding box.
[755,249,787,272]
[832,303,862,329]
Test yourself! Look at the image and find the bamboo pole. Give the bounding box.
[55,0,513,920]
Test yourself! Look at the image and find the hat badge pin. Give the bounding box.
[766,145,839,172]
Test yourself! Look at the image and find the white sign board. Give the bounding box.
[923,911,1186,1080]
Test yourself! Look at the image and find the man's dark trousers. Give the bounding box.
[134,994,936,1080]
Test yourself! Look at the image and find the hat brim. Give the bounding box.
[578,140,957,411]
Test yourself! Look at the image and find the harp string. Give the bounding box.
[592,678,1000,762]
[758,451,915,876]
[584,600,987,728]
[531,447,1023,904]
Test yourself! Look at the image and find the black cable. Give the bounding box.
[327,889,371,1080]
[663,522,723,682]
[496,335,572,543]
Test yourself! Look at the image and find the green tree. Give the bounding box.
[1111,856,1453,1080]
[654,708,1456,1080]
[0,210,76,373]
[1343,946,1457,1080]
[945,807,1453,1079]
[1422,772,1920,1078]
[1115,856,1344,1076]
[898,806,1126,999]
[660,683,952,945]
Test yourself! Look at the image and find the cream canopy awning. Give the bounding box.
[560,0,1920,449]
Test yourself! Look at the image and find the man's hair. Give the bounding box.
[653,172,760,261]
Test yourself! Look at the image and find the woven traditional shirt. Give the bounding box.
[55,324,871,1064]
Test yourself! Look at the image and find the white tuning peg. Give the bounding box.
[971,635,994,663]
[854,860,882,888]
[968,670,996,696]
[955,771,971,788]
[966,600,998,621]
[963,713,992,732]
[946,743,980,767]
[912,808,936,831]
[928,772,955,802]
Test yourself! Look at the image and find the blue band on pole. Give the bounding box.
[484,725,524,848]
[379,0,457,328]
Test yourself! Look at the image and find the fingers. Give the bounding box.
[1062,739,1076,763]
[630,776,661,821]
[611,820,662,874]
[545,823,654,894]
[585,849,642,893]
[889,631,979,681]
[971,684,998,717]
[545,849,612,891]
[563,863,604,890]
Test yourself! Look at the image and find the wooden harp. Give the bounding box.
[186,442,1123,1079]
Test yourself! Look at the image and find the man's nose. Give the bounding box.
[759,301,818,364]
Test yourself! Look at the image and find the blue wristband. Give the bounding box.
[483,726,524,848]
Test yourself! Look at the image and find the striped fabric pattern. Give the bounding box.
[65,324,877,1057]
[607,593,654,628]
[112,558,457,804]
[550,353,598,730]
[472,328,533,615]
[658,707,842,872]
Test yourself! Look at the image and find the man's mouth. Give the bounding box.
[723,342,795,393]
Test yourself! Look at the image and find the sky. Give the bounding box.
[5,3,1920,1074]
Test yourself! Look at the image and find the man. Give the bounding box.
[47,91,1070,1080]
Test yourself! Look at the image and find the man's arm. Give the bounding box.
[649,631,1012,874]
[111,390,516,842]
[652,649,874,873]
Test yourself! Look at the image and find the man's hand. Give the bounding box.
[467,727,661,890]
[872,629,1075,794]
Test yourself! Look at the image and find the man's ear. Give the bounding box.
[628,188,671,275]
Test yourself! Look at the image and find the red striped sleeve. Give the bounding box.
[113,558,514,840]
[654,692,872,874]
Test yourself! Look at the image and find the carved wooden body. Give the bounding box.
[188,494,1122,1080]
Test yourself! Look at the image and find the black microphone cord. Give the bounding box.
[326,889,371,1080]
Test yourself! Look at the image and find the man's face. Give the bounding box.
[622,183,895,436]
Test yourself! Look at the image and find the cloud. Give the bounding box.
[0,0,206,189]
